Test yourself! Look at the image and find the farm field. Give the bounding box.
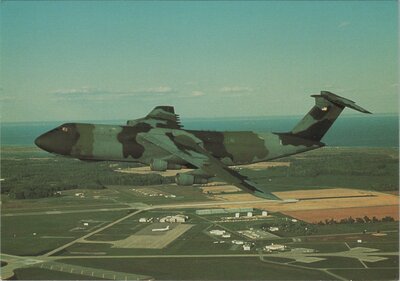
[284,205,399,223]
[1,146,398,280]
[1,211,126,256]
[56,257,333,280]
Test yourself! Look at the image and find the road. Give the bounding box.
[1,197,399,280]
[1,198,279,217]
[42,209,149,257]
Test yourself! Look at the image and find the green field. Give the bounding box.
[58,257,333,280]
[1,146,398,280]
[14,268,107,280]
[1,210,126,256]
[243,147,399,193]
[330,268,399,281]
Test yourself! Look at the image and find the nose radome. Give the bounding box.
[34,136,42,148]
[34,133,53,152]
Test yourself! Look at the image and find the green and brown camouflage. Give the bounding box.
[35,91,371,200]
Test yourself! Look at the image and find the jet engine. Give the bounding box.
[175,173,208,186]
[150,159,182,171]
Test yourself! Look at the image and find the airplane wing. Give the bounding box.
[140,131,281,200]
[127,106,183,129]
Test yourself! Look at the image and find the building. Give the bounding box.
[196,208,253,215]
[235,213,240,218]
[269,227,279,232]
[232,240,244,245]
[247,212,253,217]
[210,229,226,236]
[264,243,285,252]
[222,233,231,238]
[243,243,252,251]
[159,215,188,223]
[139,218,147,223]
[261,211,268,217]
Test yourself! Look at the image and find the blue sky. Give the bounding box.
[1,1,398,122]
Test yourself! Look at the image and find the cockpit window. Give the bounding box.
[61,126,69,132]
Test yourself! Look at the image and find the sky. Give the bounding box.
[1,1,398,123]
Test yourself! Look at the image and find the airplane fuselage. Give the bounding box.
[35,122,323,166]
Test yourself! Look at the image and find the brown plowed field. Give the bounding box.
[284,205,399,223]
[200,184,241,194]
[209,188,399,222]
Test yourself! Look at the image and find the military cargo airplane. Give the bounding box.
[35,91,371,200]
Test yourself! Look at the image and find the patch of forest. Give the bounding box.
[1,157,173,199]
[243,148,399,192]
[1,147,398,199]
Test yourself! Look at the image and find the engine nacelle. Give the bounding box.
[150,159,182,171]
[175,173,208,186]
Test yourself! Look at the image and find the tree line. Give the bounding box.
[2,158,173,199]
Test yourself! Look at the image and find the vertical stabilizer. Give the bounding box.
[291,91,371,141]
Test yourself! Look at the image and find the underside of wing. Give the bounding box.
[140,131,281,200]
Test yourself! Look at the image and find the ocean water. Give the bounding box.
[1,114,398,147]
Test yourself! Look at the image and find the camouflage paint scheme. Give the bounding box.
[35,91,371,200]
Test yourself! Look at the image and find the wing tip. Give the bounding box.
[254,191,282,201]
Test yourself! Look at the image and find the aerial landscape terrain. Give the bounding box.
[1,1,398,280]
[1,142,398,280]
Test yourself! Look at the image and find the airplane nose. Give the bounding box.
[34,133,53,152]
[35,134,45,150]
[34,125,78,155]
[34,136,42,148]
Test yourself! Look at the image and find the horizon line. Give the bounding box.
[1,112,398,125]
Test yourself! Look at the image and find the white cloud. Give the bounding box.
[0,95,18,102]
[185,81,198,86]
[142,86,173,94]
[53,87,99,96]
[191,91,205,97]
[51,86,175,101]
[338,21,350,28]
[219,86,253,93]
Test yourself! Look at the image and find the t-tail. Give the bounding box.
[291,91,371,142]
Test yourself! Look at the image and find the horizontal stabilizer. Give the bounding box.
[316,91,372,114]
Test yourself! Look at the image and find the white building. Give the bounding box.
[261,211,268,217]
[264,243,285,252]
[235,213,240,218]
[269,227,279,232]
[247,212,253,217]
[139,218,147,223]
[159,215,188,223]
[243,244,251,251]
[210,230,226,236]
[232,240,244,245]
[222,233,231,238]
